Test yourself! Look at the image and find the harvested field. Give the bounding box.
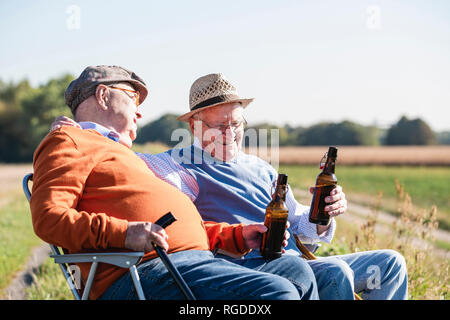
[246,146,450,166]
[0,164,33,191]
[0,164,33,208]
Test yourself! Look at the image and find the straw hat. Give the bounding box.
[177,73,254,122]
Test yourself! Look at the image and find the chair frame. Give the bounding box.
[23,173,146,300]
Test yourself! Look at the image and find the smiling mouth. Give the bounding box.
[214,137,237,146]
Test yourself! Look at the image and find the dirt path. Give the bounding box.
[2,243,51,300]
[0,164,45,300]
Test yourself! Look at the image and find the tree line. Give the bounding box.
[0,75,448,163]
[137,114,442,148]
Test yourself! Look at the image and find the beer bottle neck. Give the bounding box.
[324,157,336,174]
[273,184,287,202]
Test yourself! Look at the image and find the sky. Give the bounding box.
[1,0,449,131]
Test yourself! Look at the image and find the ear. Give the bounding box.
[188,118,195,132]
[95,85,109,111]
[190,117,203,139]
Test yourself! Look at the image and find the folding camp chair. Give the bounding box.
[23,173,194,300]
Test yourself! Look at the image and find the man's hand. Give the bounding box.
[309,185,347,235]
[309,184,347,219]
[124,221,169,252]
[50,116,81,132]
[242,222,291,251]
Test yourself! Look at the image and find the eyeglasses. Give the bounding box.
[196,116,247,132]
[108,86,140,106]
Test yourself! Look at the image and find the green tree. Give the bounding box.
[0,79,34,162]
[245,122,292,147]
[295,121,379,146]
[436,131,450,145]
[385,116,435,145]
[135,113,190,147]
[0,74,74,162]
[0,107,31,162]
[21,74,74,152]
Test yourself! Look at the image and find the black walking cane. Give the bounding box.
[153,212,196,300]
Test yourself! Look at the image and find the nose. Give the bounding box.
[220,127,236,143]
[219,122,237,132]
[136,111,142,119]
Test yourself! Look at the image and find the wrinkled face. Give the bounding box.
[103,82,142,147]
[190,102,245,162]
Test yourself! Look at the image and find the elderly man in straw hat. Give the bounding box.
[41,66,319,300]
[52,73,408,300]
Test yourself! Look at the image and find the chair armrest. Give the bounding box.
[51,252,145,268]
[303,243,321,254]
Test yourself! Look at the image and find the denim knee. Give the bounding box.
[383,249,407,270]
[282,256,318,299]
[379,249,408,281]
[318,257,355,300]
[263,275,302,300]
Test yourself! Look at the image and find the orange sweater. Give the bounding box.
[31,126,249,299]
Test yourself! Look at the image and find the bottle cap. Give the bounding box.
[277,174,288,185]
[328,146,338,158]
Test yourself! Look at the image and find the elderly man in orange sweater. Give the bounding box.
[31,65,319,300]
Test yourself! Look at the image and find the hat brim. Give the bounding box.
[176,97,254,122]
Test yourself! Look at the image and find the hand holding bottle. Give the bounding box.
[309,185,347,219]
[260,174,289,259]
[243,221,290,251]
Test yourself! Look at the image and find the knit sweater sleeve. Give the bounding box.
[203,221,250,256]
[30,130,128,252]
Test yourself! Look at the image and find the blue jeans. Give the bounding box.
[99,250,316,300]
[308,249,408,300]
[218,253,319,300]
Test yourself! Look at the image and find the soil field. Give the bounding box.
[0,164,33,192]
[0,164,33,208]
[246,145,450,166]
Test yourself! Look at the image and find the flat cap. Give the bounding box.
[65,65,148,114]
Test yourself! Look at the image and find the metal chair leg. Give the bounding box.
[82,261,98,300]
[129,265,146,300]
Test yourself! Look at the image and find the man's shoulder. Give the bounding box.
[42,126,100,142]
[36,126,118,158]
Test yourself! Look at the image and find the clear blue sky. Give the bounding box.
[1,0,449,131]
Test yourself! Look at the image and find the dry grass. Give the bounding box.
[350,181,449,299]
[247,146,450,166]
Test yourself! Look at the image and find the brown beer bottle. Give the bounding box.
[260,174,289,259]
[309,147,338,225]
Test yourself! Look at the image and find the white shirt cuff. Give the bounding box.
[295,208,336,244]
